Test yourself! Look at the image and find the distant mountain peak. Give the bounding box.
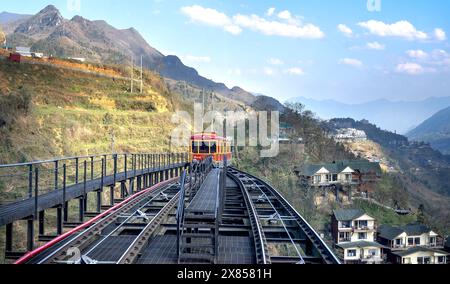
[15,4,64,36]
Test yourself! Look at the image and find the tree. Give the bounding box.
[0,26,5,47]
[417,204,426,224]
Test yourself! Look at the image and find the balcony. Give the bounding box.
[353,225,376,232]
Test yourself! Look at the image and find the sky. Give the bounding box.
[2,0,450,104]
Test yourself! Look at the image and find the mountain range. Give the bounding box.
[290,96,450,134]
[0,5,256,105]
[407,106,450,155]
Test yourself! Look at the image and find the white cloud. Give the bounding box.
[358,20,428,40]
[366,41,385,50]
[263,67,275,76]
[233,14,324,39]
[277,10,292,20]
[181,5,242,35]
[434,28,446,41]
[406,49,428,59]
[182,55,211,63]
[181,5,324,39]
[285,67,305,75]
[266,7,276,17]
[396,63,424,75]
[268,58,284,65]
[339,58,363,68]
[337,24,353,37]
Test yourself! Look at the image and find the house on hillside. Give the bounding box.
[331,209,386,264]
[390,247,448,264]
[378,224,445,250]
[333,128,368,143]
[15,46,32,57]
[294,160,382,198]
[378,224,448,264]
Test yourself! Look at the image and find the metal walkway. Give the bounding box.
[187,169,220,214]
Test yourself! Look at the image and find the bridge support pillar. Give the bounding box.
[129,179,134,195]
[137,176,142,192]
[79,197,85,223]
[27,219,34,251]
[120,181,127,198]
[38,211,45,236]
[56,206,63,235]
[84,194,88,213]
[63,201,69,223]
[96,190,102,213]
[5,223,13,252]
[110,186,114,206]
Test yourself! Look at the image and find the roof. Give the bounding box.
[191,132,228,141]
[337,241,386,250]
[333,209,366,221]
[378,225,405,240]
[297,160,382,176]
[391,246,449,257]
[378,224,432,240]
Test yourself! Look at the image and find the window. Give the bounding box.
[347,249,357,257]
[408,238,414,246]
[402,257,411,264]
[210,142,217,154]
[358,232,367,240]
[414,237,421,246]
[395,238,402,247]
[429,237,436,246]
[345,174,352,181]
[332,174,338,181]
[368,249,378,256]
[199,141,210,154]
[314,175,321,183]
[437,256,445,264]
[340,221,351,228]
[192,141,200,154]
[417,257,424,264]
[357,220,368,228]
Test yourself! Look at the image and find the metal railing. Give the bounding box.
[0,153,189,225]
[176,156,213,262]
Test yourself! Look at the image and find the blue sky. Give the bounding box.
[2,0,450,103]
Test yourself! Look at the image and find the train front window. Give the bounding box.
[210,142,217,154]
[199,141,210,154]
[192,141,200,153]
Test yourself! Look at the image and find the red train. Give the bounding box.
[189,132,232,167]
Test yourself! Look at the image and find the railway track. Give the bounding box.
[17,162,339,265]
[227,168,341,264]
[22,178,183,264]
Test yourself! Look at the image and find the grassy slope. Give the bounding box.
[0,59,194,262]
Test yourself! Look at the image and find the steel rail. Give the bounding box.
[238,171,305,264]
[227,170,270,264]
[36,182,177,264]
[117,190,182,264]
[230,167,341,265]
[82,187,175,258]
[15,177,179,264]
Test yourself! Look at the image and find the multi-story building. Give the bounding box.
[331,209,385,264]
[378,224,448,264]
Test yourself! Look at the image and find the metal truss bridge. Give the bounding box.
[0,153,340,264]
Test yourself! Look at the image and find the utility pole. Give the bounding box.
[130,55,134,93]
[140,55,143,93]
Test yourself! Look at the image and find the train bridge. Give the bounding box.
[0,153,340,264]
